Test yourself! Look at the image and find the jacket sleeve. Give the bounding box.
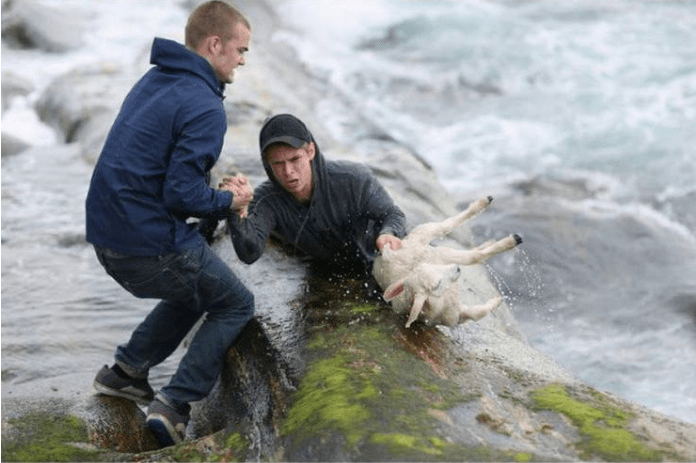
[162,107,233,220]
[226,194,277,264]
[362,173,407,239]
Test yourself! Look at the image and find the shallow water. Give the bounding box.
[1,144,181,394]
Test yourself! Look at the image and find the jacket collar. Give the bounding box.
[150,37,226,98]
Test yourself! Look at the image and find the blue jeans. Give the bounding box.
[95,241,254,407]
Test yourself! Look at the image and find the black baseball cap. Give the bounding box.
[259,114,312,154]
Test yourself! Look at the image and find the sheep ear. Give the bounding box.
[384,280,405,301]
[405,292,427,328]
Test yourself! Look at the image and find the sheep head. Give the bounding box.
[383,263,461,328]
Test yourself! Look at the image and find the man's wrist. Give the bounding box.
[222,190,235,210]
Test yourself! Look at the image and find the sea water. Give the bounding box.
[2,0,695,424]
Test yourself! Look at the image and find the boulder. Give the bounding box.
[1,71,35,156]
[80,396,159,454]
[1,70,35,112]
[34,65,135,162]
[1,0,86,52]
[1,132,31,156]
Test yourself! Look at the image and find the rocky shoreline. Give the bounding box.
[3,0,696,461]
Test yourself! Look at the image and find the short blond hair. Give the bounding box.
[185,1,250,50]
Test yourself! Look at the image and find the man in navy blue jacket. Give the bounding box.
[227,114,406,275]
[86,1,253,447]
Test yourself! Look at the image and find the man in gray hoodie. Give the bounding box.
[226,114,405,275]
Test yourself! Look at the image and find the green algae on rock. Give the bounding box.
[115,429,250,463]
[281,303,527,461]
[165,430,249,463]
[1,408,250,463]
[1,412,102,462]
[532,383,678,462]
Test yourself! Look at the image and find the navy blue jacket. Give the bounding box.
[227,136,406,270]
[86,38,233,256]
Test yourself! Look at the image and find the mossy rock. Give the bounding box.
[280,294,529,461]
[132,429,250,462]
[531,383,682,462]
[1,412,103,462]
[1,407,249,463]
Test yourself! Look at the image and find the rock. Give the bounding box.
[80,395,159,454]
[1,132,31,156]
[1,0,87,52]
[34,64,134,162]
[189,240,308,459]
[190,317,297,460]
[197,271,696,462]
[1,70,35,112]
[1,398,105,462]
[1,376,158,456]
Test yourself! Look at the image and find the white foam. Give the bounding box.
[2,98,58,146]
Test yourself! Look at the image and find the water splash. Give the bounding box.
[485,247,556,330]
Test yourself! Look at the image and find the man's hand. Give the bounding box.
[376,234,402,252]
[220,173,253,218]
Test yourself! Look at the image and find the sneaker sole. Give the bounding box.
[92,382,153,406]
[147,414,182,447]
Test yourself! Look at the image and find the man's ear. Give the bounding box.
[306,141,316,161]
[197,35,223,60]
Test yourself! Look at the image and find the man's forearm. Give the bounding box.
[379,205,407,239]
[227,214,270,264]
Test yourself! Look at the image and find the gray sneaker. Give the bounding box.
[146,397,190,447]
[92,365,154,406]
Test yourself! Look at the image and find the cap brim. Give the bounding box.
[261,135,306,153]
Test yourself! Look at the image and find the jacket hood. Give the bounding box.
[259,114,327,200]
[150,37,225,98]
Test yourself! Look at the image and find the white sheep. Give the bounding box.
[372,196,522,328]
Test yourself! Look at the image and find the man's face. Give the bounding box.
[210,22,250,84]
[266,142,316,203]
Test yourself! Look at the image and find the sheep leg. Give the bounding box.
[408,196,493,245]
[459,296,503,322]
[433,234,522,266]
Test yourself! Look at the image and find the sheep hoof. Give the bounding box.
[487,195,494,203]
[513,234,523,245]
